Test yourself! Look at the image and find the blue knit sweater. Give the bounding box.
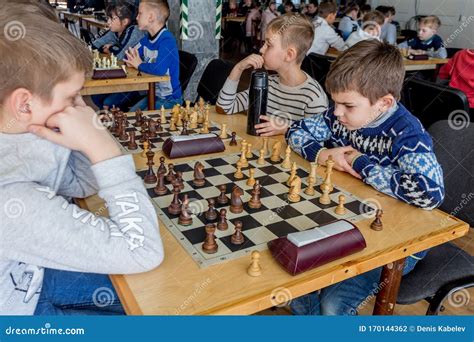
[286,103,445,209]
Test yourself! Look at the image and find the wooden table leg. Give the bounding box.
[373,257,406,315]
[148,82,156,110]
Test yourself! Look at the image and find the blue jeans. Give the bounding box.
[34,269,125,315]
[92,91,143,111]
[290,251,428,315]
[129,96,183,111]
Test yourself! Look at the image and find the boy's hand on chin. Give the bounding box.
[318,146,361,179]
[28,105,121,164]
[237,54,264,72]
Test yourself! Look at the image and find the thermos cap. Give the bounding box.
[251,69,268,88]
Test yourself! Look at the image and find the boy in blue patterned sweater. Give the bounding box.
[286,40,445,315]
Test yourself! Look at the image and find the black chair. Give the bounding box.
[396,120,474,315]
[196,59,235,104]
[446,47,463,59]
[80,28,94,45]
[400,29,417,41]
[401,78,471,130]
[301,53,335,92]
[178,50,198,93]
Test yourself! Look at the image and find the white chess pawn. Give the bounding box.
[247,251,262,277]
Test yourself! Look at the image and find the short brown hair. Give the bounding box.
[325,40,404,104]
[267,13,314,64]
[0,2,92,106]
[344,2,359,15]
[318,2,337,18]
[420,15,441,30]
[141,0,170,23]
[362,10,385,28]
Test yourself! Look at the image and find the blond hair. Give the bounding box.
[325,40,404,104]
[0,2,92,106]
[420,15,441,30]
[267,13,314,64]
[141,0,170,23]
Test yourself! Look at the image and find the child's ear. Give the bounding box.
[378,94,395,112]
[286,46,298,63]
[8,88,33,122]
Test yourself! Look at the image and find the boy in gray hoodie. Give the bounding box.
[0,1,164,315]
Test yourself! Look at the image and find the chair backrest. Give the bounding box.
[446,47,463,59]
[80,28,93,45]
[178,50,198,93]
[301,53,335,92]
[428,121,474,227]
[401,78,471,130]
[196,59,235,104]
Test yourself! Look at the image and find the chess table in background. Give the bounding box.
[108,111,238,154]
[138,150,376,268]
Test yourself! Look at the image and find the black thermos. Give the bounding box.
[246,69,268,136]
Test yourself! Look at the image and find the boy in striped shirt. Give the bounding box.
[217,13,328,136]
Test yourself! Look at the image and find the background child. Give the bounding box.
[338,2,360,40]
[308,1,347,55]
[0,1,164,315]
[217,14,328,136]
[286,40,444,315]
[398,15,447,58]
[439,49,474,113]
[124,0,182,110]
[376,5,397,45]
[345,10,385,48]
[260,1,280,42]
[301,0,318,20]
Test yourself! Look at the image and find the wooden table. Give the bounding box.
[59,10,93,30]
[80,109,469,315]
[223,16,246,23]
[325,48,449,71]
[81,68,170,110]
[82,17,108,32]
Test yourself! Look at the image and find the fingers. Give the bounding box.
[28,124,63,145]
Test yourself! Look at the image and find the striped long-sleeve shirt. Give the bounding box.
[217,72,328,123]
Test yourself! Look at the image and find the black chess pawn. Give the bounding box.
[229,132,238,146]
[217,184,229,205]
[127,131,138,150]
[167,181,182,215]
[216,208,228,231]
[158,156,167,174]
[231,221,245,245]
[148,120,157,138]
[166,163,175,182]
[202,224,218,254]
[178,194,193,226]
[370,209,383,231]
[156,118,162,131]
[181,119,189,136]
[192,161,206,187]
[144,151,157,184]
[154,172,168,196]
[205,198,217,221]
[175,171,184,190]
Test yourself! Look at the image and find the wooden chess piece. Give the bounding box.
[219,123,228,139]
[286,162,297,186]
[246,168,256,187]
[230,186,244,214]
[234,161,244,179]
[193,161,206,187]
[247,251,262,277]
[304,176,316,196]
[144,151,157,184]
[200,120,210,134]
[246,143,253,158]
[281,145,292,169]
[309,162,318,182]
[202,224,218,254]
[229,132,238,146]
[154,172,168,196]
[176,112,183,127]
[168,182,182,215]
[257,148,265,165]
[321,155,334,193]
[319,182,331,205]
[239,142,249,167]
[181,119,189,135]
[169,117,177,131]
[270,141,282,162]
[217,184,229,205]
[370,209,383,231]
[178,194,193,226]
[158,156,167,174]
[217,208,228,231]
[148,119,157,138]
[118,119,129,141]
[127,131,138,150]
[231,221,245,245]
[248,180,262,209]
[335,194,346,215]
[288,176,301,202]
[205,198,218,221]
[160,105,167,124]
[262,137,269,156]
[175,171,184,190]
[166,163,175,182]
[156,118,162,132]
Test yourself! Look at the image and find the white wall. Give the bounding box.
[370,0,474,48]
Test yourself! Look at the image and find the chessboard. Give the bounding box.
[104,107,237,155]
[138,147,376,268]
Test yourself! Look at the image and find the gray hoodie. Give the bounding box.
[0,133,164,315]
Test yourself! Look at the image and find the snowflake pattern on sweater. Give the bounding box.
[286,104,445,209]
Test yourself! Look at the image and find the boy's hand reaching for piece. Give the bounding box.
[28,101,121,164]
[318,146,361,179]
[255,115,289,136]
[124,47,143,69]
